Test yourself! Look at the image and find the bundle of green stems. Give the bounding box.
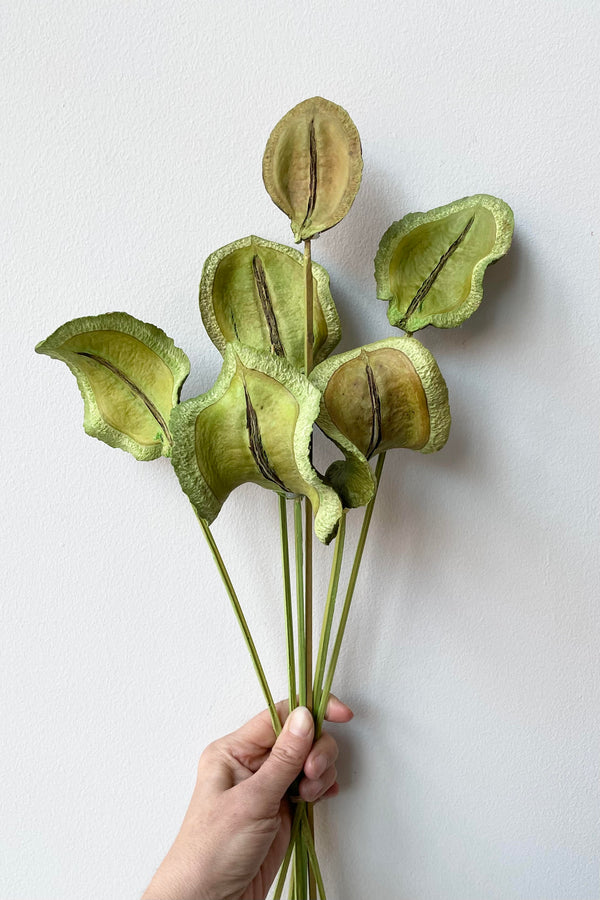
[196,239,386,900]
[199,454,385,900]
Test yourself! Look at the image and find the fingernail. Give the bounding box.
[288,706,313,737]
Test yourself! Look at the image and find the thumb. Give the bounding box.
[244,706,314,817]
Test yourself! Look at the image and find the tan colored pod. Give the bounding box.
[311,337,450,462]
[262,97,363,243]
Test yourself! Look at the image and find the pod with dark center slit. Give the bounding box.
[200,235,340,371]
[35,313,190,460]
[375,194,514,333]
[170,342,342,544]
[310,337,450,507]
[262,97,363,243]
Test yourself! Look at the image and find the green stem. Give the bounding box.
[302,815,326,900]
[304,498,313,712]
[302,237,314,714]
[279,495,296,710]
[294,830,307,900]
[294,498,306,708]
[316,453,387,732]
[196,514,281,736]
[277,801,323,899]
[306,801,315,899]
[274,804,303,900]
[304,236,317,900]
[313,511,346,717]
[303,238,314,377]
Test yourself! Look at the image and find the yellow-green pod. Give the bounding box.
[35,312,190,460]
[375,194,514,333]
[200,235,340,371]
[310,337,450,504]
[262,97,363,243]
[171,342,342,544]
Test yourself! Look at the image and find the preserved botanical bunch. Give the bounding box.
[36,96,513,900]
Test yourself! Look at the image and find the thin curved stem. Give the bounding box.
[313,511,346,716]
[277,802,323,900]
[302,813,326,899]
[306,801,315,898]
[294,498,306,708]
[304,236,317,900]
[304,499,313,713]
[303,237,314,711]
[196,514,281,736]
[303,239,314,377]
[316,453,386,732]
[279,495,296,710]
[273,804,303,900]
[294,827,307,900]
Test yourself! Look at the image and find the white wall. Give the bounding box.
[2,2,599,898]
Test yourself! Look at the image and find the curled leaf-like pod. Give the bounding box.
[262,97,363,243]
[35,312,190,460]
[375,194,514,333]
[170,343,342,544]
[200,235,340,370]
[310,337,450,503]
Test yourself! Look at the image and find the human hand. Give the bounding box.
[141,696,353,900]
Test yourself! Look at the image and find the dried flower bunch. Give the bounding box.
[36,96,513,899]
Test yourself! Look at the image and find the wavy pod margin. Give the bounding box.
[170,343,343,544]
[35,312,190,460]
[310,337,450,498]
[199,235,341,371]
[375,194,514,332]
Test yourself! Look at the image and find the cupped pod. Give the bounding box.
[35,312,190,460]
[262,97,363,243]
[375,194,514,333]
[199,235,341,372]
[310,337,451,504]
[170,342,343,544]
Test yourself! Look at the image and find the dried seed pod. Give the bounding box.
[262,97,363,243]
[200,235,340,370]
[375,194,514,333]
[171,343,342,544]
[310,337,450,504]
[35,313,190,460]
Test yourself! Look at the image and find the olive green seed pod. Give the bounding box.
[36,312,190,460]
[200,235,341,371]
[171,342,342,544]
[310,337,450,505]
[262,97,363,243]
[375,194,514,333]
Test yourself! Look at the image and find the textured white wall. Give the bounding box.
[2,1,599,898]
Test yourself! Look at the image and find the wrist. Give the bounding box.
[141,845,214,900]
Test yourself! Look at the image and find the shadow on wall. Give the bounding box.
[315,163,409,354]
[428,232,526,354]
